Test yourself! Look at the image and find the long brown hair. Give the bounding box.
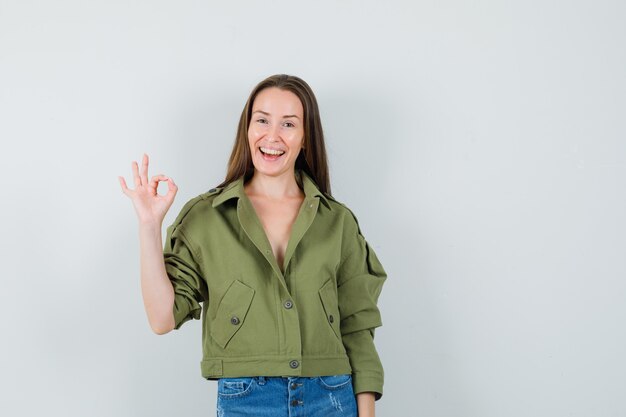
[216,74,331,196]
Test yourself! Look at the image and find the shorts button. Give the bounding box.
[230,316,240,325]
[290,382,297,389]
[289,360,299,368]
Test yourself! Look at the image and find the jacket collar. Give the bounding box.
[211,169,332,210]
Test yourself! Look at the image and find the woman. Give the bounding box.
[119,74,387,417]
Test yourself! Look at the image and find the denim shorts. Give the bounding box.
[216,374,357,417]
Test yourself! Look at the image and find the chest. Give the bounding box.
[247,196,304,270]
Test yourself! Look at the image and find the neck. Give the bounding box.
[245,169,303,200]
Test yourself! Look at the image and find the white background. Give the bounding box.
[1,0,625,416]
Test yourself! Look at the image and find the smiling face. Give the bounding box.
[247,87,305,179]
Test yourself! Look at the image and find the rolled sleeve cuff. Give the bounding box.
[172,293,202,330]
[353,371,384,401]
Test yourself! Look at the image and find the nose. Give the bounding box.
[267,122,281,142]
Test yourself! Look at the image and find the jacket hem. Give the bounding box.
[200,355,352,379]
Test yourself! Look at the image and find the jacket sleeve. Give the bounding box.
[163,220,208,330]
[337,208,387,401]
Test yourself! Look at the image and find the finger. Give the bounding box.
[118,176,132,196]
[149,174,170,191]
[132,161,142,187]
[140,153,149,186]
[150,174,169,184]
[165,177,178,199]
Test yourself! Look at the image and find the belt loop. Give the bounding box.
[257,376,266,385]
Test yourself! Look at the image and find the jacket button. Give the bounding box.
[289,360,299,368]
[284,300,293,309]
[230,316,240,325]
[329,314,334,323]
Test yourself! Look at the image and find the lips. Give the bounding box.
[259,146,286,156]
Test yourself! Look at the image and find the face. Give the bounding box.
[248,87,305,179]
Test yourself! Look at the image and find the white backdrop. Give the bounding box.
[1,1,625,416]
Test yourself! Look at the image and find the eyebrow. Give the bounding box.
[252,110,300,120]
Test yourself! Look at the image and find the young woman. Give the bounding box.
[119,74,387,417]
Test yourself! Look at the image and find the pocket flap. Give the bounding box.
[318,278,341,339]
[210,280,255,349]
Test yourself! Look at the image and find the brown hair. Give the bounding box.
[216,74,331,195]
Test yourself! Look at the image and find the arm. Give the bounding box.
[139,223,175,334]
[140,211,206,334]
[337,208,388,405]
[356,392,376,417]
[119,153,180,334]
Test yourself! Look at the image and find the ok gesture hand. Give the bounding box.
[118,153,178,226]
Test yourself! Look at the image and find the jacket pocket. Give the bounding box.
[318,278,341,340]
[210,280,255,349]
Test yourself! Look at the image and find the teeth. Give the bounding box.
[260,147,285,156]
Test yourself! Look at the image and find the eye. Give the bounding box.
[283,121,295,128]
[256,118,268,124]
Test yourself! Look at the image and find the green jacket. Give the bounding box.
[163,169,387,400]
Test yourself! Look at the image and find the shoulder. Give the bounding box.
[168,186,224,231]
[323,194,365,235]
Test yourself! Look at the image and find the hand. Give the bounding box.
[119,153,178,226]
